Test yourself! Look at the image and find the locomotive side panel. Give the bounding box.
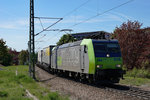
[42,47,50,66]
[56,45,90,74]
[38,50,42,64]
[49,46,55,67]
[57,46,82,72]
[51,47,57,69]
[42,46,55,68]
[80,45,89,74]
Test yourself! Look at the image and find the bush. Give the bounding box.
[141,60,150,69]
[18,50,29,65]
[125,68,150,79]
[0,91,8,97]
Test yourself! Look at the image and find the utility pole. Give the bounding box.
[29,0,62,80]
[29,0,36,79]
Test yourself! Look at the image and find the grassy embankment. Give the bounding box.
[120,68,150,86]
[0,65,69,100]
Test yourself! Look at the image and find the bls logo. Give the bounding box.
[114,58,121,61]
[97,59,102,62]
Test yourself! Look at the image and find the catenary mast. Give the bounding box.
[29,0,36,79]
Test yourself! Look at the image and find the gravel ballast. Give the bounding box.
[35,66,142,100]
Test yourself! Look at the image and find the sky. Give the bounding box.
[0,0,150,51]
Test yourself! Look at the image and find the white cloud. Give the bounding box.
[0,24,16,29]
[16,19,29,26]
[0,11,133,31]
[111,11,133,20]
[0,19,29,30]
[59,12,132,24]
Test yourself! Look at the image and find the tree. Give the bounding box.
[8,48,19,65]
[0,39,13,66]
[18,50,29,65]
[57,34,77,46]
[114,20,150,69]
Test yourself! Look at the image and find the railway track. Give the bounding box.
[36,65,150,100]
[104,85,150,100]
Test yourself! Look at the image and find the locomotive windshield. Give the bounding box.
[93,41,121,57]
[107,43,120,53]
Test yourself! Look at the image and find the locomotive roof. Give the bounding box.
[92,39,118,43]
[43,45,56,49]
[55,39,118,49]
[58,40,82,49]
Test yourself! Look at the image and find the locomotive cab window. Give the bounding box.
[93,44,106,53]
[107,44,120,53]
[93,41,121,57]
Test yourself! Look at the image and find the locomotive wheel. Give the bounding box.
[88,74,95,84]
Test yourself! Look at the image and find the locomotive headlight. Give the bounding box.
[97,65,103,68]
[106,54,110,57]
[116,64,121,67]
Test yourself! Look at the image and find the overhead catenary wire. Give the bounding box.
[62,0,92,18]
[70,0,134,28]
[48,0,134,45]
[36,0,135,50]
[39,0,91,44]
[41,31,60,46]
[35,31,63,50]
[34,17,63,37]
[38,18,44,30]
[46,31,61,42]
[34,17,63,19]
[36,34,46,40]
[34,18,63,36]
[35,34,46,45]
[35,0,92,45]
[38,28,73,47]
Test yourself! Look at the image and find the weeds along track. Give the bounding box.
[36,65,150,100]
[0,68,3,70]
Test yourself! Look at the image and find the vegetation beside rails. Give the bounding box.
[120,68,150,86]
[0,65,69,100]
[120,77,150,86]
[125,67,150,78]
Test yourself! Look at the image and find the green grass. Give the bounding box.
[0,65,69,100]
[120,68,150,86]
[124,68,150,79]
[120,76,150,86]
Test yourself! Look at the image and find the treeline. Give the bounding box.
[0,39,29,66]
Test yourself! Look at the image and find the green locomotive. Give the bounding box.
[81,39,124,82]
[38,39,125,83]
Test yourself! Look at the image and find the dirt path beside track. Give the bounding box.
[35,66,142,100]
[0,68,3,70]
